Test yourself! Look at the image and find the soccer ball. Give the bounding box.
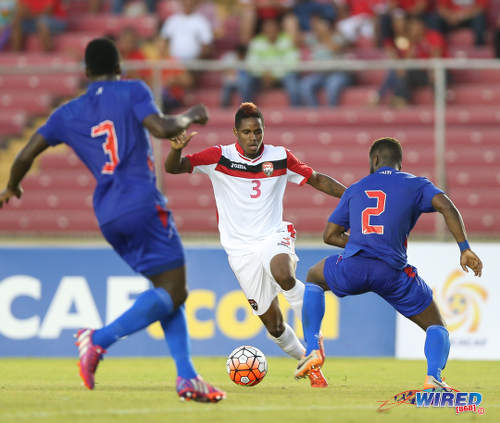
[226,345,267,386]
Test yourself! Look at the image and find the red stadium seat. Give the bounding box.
[68,14,159,38]
[0,74,80,97]
[0,110,27,137]
[0,210,99,232]
[0,90,52,114]
[22,170,96,190]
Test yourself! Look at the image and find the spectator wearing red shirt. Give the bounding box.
[11,0,66,51]
[373,16,447,106]
[437,0,488,46]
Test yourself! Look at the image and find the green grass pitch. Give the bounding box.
[1,357,498,423]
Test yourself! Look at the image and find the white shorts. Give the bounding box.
[227,222,298,316]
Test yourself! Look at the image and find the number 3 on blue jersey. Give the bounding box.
[362,190,386,235]
[91,120,119,174]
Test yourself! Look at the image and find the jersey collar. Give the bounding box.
[235,142,265,162]
[376,166,397,173]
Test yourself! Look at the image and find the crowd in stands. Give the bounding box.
[0,0,499,110]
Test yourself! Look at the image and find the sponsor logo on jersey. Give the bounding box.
[248,299,258,311]
[230,162,247,170]
[262,162,274,176]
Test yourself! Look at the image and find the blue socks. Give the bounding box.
[92,287,197,380]
[303,283,325,355]
[92,287,174,349]
[424,325,450,381]
[161,305,197,379]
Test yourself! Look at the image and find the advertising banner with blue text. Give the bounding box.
[0,247,395,357]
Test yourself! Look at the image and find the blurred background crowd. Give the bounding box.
[1,0,499,112]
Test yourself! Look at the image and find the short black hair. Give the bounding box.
[235,102,264,129]
[85,38,120,77]
[369,137,403,163]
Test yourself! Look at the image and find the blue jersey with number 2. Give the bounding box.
[37,80,162,225]
[328,166,443,269]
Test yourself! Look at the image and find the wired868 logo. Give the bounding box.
[378,389,485,415]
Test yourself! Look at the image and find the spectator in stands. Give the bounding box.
[160,0,213,61]
[333,0,382,46]
[117,27,152,85]
[238,0,292,43]
[238,18,301,106]
[293,0,336,32]
[142,35,193,113]
[373,16,447,107]
[89,0,157,15]
[299,13,351,107]
[0,0,15,50]
[11,0,66,52]
[220,44,248,107]
[436,0,487,46]
[379,1,436,44]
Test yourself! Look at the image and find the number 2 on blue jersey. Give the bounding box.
[91,120,119,174]
[362,190,386,235]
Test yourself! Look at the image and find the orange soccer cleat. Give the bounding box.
[294,349,324,379]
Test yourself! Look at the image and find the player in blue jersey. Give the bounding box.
[0,38,225,402]
[294,137,483,390]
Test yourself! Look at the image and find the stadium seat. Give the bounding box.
[0,111,27,137]
[68,14,159,38]
[0,210,99,232]
[0,90,52,114]
[8,190,93,211]
[0,74,80,97]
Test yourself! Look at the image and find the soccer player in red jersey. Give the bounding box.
[165,102,346,387]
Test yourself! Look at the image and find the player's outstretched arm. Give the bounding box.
[323,222,349,248]
[432,193,483,277]
[0,133,49,208]
[143,104,208,139]
[307,171,346,198]
[164,131,198,174]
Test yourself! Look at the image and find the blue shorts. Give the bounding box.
[100,204,185,277]
[323,253,432,317]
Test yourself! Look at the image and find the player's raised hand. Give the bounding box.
[169,130,198,150]
[186,104,209,125]
[0,186,23,209]
[460,249,483,277]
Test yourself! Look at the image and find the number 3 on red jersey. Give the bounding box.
[361,190,386,234]
[91,120,119,174]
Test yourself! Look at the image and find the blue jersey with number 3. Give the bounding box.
[37,80,162,225]
[328,166,443,269]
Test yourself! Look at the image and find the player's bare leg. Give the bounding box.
[259,297,305,359]
[149,266,188,308]
[270,253,304,320]
[408,299,452,391]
